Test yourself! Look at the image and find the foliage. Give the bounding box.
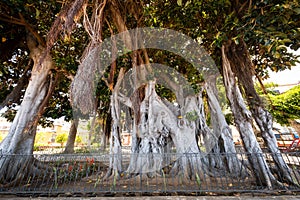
[74,147,90,154]
[185,110,199,122]
[53,157,96,183]
[146,0,300,127]
[55,133,68,145]
[254,82,300,124]
[269,85,300,124]
[244,0,300,78]
[87,120,91,131]
[255,82,279,96]
[0,0,88,126]
[75,135,82,145]
[34,131,50,145]
[145,0,300,76]
[224,113,234,125]
[33,143,48,151]
[0,0,60,107]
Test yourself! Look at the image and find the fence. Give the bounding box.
[0,152,300,196]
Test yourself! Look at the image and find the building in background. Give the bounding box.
[0,117,71,144]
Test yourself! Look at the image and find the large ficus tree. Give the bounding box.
[1,0,299,189]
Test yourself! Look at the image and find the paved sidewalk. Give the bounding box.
[1,196,300,200]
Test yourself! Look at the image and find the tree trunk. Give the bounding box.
[127,82,169,176]
[120,81,208,180]
[221,44,281,188]
[103,69,124,179]
[104,90,122,179]
[99,131,107,151]
[88,113,96,149]
[63,119,79,154]
[100,113,111,151]
[205,75,245,176]
[225,39,295,184]
[0,34,54,185]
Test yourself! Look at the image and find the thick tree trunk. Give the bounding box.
[225,39,295,184]
[63,119,79,154]
[127,83,169,176]
[221,45,280,188]
[205,75,245,176]
[122,81,208,180]
[0,34,54,185]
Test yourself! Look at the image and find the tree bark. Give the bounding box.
[225,39,295,184]
[88,113,96,149]
[120,81,209,180]
[63,119,79,154]
[100,113,111,151]
[221,44,280,188]
[0,33,54,185]
[103,69,124,179]
[205,75,246,176]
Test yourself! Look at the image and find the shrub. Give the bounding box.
[75,135,82,145]
[55,133,68,146]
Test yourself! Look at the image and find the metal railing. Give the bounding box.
[0,152,299,196]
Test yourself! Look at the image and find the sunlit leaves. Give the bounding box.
[269,85,300,124]
[244,0,300,77]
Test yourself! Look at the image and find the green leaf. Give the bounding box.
[35,8,40,19]
[274,52,281,59]
[294,8,300,14]
[177,0,182,6]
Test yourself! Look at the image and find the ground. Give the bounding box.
[1,150,300,197]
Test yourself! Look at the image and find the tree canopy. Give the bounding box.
[1,0,299,126]
[0,0,88,125]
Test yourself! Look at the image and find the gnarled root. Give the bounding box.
[0,155,52,188]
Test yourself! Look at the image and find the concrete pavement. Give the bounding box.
[1,195,300,200]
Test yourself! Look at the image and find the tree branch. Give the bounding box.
[0,16,25,26]
[0,12,46,47]
[18,13,46,47]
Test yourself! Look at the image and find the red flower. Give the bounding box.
[86,157,95,166]
[90,158,95,165]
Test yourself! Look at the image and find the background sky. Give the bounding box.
[265,49,300,85]
[267,65,300,85]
